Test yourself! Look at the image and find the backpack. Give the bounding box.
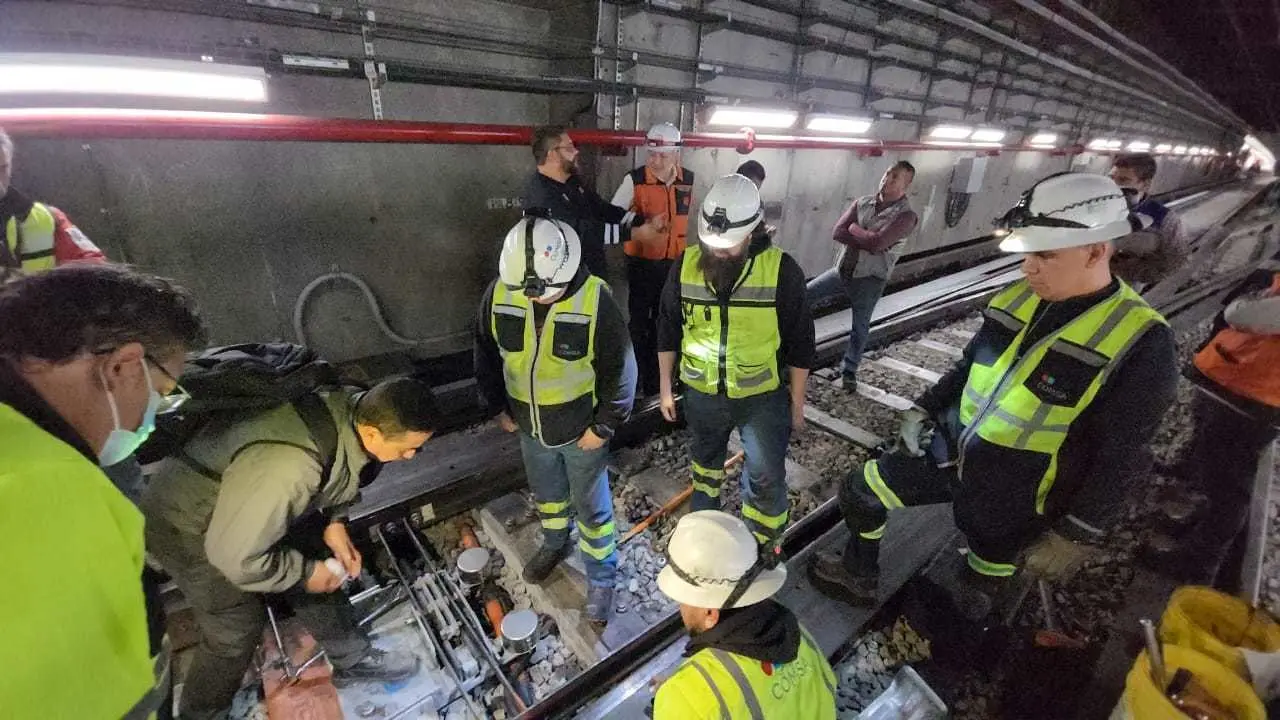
[138,343,353,482]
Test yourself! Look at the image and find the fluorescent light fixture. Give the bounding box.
[707,106,798,129]
[970,128,1006,143]
[805,114,873,135]
[282,54,350,71]
[1173,145,1188,155]
[1088,138,1114,150]
[1126,141,1151,152]
[0,53,267,102]
[1154,143,1172,153]
[1105,139,1122,150]
[928,125,973,140]
[1028,132,1059,146]
[1243,134,1276,172]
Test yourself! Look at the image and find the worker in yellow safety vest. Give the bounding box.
[0,264,206,719]
[653,510,837,719]
[474,211,637,623]
[809,172,1179,606]
[656,174,815,551]
[0,128,106,279]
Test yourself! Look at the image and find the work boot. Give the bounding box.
[807,549,878,606]
[839,373,858,392]
[586,585,613,625]
[333,647,419,687]
[523,542,572,585]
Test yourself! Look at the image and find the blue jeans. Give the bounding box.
[806,269,888,379]
[685,387,792,545]
[518,431,618,588]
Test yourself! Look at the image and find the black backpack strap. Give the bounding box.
[177,394,341,487]
[292,393,341,491]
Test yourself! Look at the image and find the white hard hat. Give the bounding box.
[645,122,682,152]
[656,510,787,609]
[498,213,581,302]
[697,173,763,249]
[996,172,1144,252]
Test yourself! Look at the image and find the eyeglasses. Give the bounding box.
[145,354,192,414]
[552,144,578,154]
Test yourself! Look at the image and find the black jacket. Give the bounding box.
[917,278,1178,539]
[474,269,637,446]
[656,229,816,372]
[525,171,637,280]
[684,599,802,665]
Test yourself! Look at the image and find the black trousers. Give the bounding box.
[839,444,1044,578]
[146,517,370,720]
[1179,392,1278,588]
[627,256,673,396]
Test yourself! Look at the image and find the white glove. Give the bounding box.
[898,406,932,457]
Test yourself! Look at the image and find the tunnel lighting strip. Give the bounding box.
[805,114,873,135]
[1028,133,1059,146]
[0,54,267,102]
[928,125,973,140]
[707,107,798,129]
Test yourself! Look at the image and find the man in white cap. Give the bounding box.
[809,172,1178,606]
[474,211,637,623]
[612,122,691,396]
[656,174,815,551]
[653,510,837,718]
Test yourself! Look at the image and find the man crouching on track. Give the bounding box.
[809,172,1178,605]
[653,511,837,718]
[475,211,637,624]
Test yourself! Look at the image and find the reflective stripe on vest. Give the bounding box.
[958,279,1165,513]
[670,623,837,720]
[1192,271,1280,408]
[624,166,693,260]
[4,202,57,273]
[490,277,603,440]
[678,245,783,399]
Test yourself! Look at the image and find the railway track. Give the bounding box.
[269,179,1277,719]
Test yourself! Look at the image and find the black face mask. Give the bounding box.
[1119,186,1143,208]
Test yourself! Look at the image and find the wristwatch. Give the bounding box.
[591,423,615,440]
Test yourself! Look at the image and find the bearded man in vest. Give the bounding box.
[612,122,692,396]
[1152,251,1280,588]
[809,173,1178,604]
[806,161,918,389]
[0,128,105,280]
[653,511,837,719]
[475,212,637,623]
[657,174,815,551]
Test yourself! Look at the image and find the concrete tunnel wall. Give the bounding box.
[0,0,1239,365]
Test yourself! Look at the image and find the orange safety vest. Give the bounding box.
[1193,271,1280,408]
[623,166,694,261]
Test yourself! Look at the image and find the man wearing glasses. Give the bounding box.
[0,264,206,720]
[141,372,441,719]
[525,124,662,281]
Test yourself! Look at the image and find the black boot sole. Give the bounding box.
[806,561,878,607]
[522,546,572,585]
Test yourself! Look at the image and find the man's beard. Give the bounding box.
[561,156,578,176]
[697,249,748,295]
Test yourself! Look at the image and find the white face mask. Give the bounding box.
[98,363,161,467]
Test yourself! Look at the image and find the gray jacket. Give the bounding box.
[140,391,370,593]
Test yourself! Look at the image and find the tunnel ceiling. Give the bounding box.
[1069,0,1279,131]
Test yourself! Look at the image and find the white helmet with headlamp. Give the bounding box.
[498,210,581,302]
[995,172,1151,252]
[697,173,764,250]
